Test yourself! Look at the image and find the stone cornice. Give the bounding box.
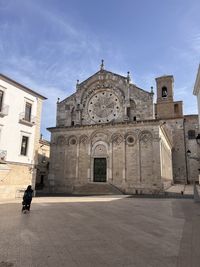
[47,119,161,132]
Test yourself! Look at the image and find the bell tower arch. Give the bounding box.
[155,75,183,119]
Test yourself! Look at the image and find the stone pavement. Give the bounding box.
[0,196,200,267]
[165,184,193,195]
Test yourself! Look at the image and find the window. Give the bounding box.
[25,102,32,122]
[0,90,4,112]
[188,130,196,140]
[20,136,29,155]
[162,86,168,98]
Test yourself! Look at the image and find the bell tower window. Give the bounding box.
[162,86,168,98]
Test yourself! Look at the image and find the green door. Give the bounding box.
[94,158,107,182]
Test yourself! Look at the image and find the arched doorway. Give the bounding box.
[91,141,108,182]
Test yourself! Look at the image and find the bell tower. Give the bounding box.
[156,75,174,103]
[155,75,183,119]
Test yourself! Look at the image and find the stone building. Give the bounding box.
[48,63,174,194]
[47,63,199,195]
[154,76,199,184]
[0,74,46,198]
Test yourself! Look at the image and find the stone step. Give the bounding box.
[73,183,123,195]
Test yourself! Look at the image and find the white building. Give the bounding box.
[0,74,46,198]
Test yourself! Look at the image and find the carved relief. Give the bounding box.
[87,90,121,123]
[111,133,123,146]
[139,131,152,143]
[93,144,107,156]
[79,135,88,145]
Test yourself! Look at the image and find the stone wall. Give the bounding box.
[160,115,199,184]
[48,120,173,194]
[0,162,33,199]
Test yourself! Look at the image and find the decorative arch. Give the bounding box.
[92,141,109,157]
[56,135,66,146]
[139,131,153,144]
[90,130,111,145]
[111,133,123,146]
[79,134,89,145]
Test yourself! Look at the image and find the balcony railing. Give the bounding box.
[0,105,9,117]
[0,150,7,161]
[19,112,36,126]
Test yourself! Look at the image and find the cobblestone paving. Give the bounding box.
[0,196,199,267]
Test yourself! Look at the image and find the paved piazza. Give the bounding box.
[0,196,200,267]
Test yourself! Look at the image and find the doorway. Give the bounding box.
[93,158,107,182]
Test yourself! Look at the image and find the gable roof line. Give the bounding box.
[79,69,151,94]
[0,73,47,100]
[59,68,152,104]
[79,69,126,86]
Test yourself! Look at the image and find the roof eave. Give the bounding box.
[0,73,47,100]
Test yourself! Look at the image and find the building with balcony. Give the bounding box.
[0,74,47,198]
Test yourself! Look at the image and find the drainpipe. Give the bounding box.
[183,118,189,184]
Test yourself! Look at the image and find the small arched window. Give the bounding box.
[188,130,196,140]
[162,86,168,98]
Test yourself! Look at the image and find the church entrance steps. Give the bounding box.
[73,183,124,195]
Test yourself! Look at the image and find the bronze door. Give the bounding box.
[94,158,107,182]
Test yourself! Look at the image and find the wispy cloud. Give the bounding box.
[0,1,127,139]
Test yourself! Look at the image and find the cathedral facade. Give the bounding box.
[47,64,175,194]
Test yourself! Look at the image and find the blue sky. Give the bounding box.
[0,0,200,140]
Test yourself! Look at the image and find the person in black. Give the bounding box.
[22,185,33,212]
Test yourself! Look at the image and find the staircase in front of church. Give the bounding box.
[73,183,124,195]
